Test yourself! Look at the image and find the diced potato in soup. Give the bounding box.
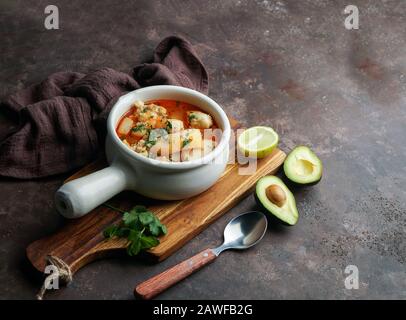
[117,117,134,136]
[116,100,219,162]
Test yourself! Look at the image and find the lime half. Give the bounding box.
[238,126,279,158]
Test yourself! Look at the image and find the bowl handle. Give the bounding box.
[54,164,129,219]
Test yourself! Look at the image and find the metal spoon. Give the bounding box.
[135,211,268,299]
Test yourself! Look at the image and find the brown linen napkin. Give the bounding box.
[0,36,208,179]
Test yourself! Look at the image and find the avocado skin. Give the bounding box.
[254,192,295,226]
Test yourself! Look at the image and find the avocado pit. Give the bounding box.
[265,184,286,207]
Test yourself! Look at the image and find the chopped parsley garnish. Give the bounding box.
[146,140,157,148]
[182,138,192,148]
[132,124,146,132]
[166,120,173,132]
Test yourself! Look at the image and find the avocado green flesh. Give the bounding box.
[284,146,322,184]
[255,176,299,225]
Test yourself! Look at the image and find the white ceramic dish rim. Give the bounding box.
[107,85,231,170]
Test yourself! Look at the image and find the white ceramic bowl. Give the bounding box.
[55,86,231,218]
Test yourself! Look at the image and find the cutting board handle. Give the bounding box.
[54,164,129,219]
[135,248,217,299]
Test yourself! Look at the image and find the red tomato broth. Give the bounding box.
[148,99,218,131]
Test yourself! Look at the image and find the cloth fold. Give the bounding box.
[0,36,208,179]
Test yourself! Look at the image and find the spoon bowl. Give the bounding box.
[213,211,268,255]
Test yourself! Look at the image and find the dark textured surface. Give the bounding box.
[0,0,405,300]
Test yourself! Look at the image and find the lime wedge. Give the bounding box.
[238,126,279,158]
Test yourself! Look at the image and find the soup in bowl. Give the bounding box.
[55,86,231,219]
[116,99,221,162]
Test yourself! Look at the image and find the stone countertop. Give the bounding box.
[0,0,405,299]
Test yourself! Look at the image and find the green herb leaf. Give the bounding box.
[166,120,172,131]
[182,138,191,148]
[103,225,120,238]
[146,140,156,148]
[132,124,146,132]
[139,211,155,225]
[103,205,167,257]
[127,229,143,256]
[148,223,160,236]
[123,211,138,227]
[116,227,131,237]
[148,216,167,236]
[140,235,160,249]
[161,224,168,235]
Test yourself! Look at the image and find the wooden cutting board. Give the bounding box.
[27,118,286,275]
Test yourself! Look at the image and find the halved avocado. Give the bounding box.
[283,146,322,185]
[255,176,299,226]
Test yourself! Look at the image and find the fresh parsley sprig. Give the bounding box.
[103,204,167,256]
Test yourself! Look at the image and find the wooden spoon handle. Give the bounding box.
[135,248,217,299]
